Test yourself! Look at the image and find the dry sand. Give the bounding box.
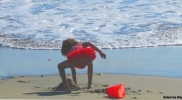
[0,74,182,100]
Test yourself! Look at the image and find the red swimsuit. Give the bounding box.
[66,44,96,69]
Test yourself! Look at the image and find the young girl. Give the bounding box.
[58,38,106,91]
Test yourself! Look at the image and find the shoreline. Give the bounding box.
[1,72,182,80]
[1,44,182,50]
[0,27,181,50]
[1,34,182,50]
[1,74,182,100]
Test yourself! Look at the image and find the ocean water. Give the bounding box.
[1,46,182,79]
[0,0,182,49]
[1,0,182,78]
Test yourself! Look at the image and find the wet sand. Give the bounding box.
[0,74,182,100]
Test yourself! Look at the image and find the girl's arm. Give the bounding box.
[82,42,106,59]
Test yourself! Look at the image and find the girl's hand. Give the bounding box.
[100,52,106,59]
[82,42,106,59]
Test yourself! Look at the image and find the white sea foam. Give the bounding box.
[1,0,182,49]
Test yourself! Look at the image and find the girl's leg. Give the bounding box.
[71,67,78,85]
[87,63,93,89]
[58,60,75,91]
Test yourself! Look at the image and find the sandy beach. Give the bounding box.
[1,74,182,100]
[1,0,182,99]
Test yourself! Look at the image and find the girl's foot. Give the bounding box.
[59,86,71,92]
[87,84,93,89]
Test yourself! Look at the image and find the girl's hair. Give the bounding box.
[61,38,79,56]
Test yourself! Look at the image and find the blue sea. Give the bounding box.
[1,0,182,78]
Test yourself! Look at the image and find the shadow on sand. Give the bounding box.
[24,91,73,96]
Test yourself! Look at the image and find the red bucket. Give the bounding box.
[107,83,126,98]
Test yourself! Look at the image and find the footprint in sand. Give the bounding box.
[125,87,141,95]
[147,90,152,93]
[17,80,30,83]
[34,86,42,88]
[96,73,103,75]
[101,84,109,87]
[9,76,25,79]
